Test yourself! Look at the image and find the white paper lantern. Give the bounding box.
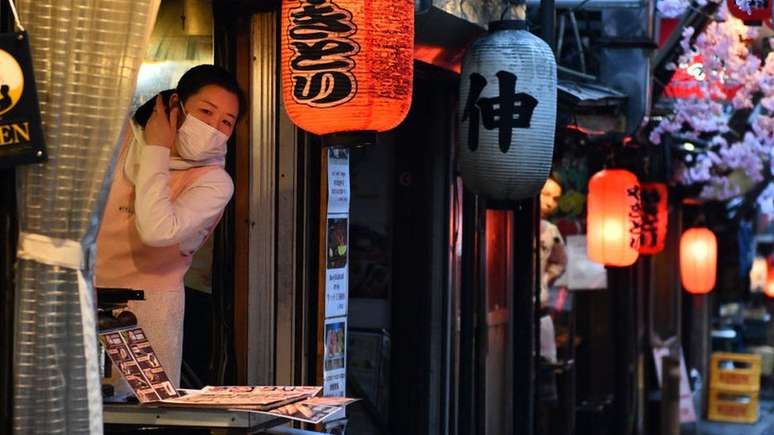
[459,20,557,201]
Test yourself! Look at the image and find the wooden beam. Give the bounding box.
[233,13,251,385]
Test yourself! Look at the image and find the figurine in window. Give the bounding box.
[538,174,567,400]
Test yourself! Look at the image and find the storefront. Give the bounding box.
[10,0,774,434]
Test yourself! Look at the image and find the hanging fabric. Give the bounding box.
[12,0,160,433]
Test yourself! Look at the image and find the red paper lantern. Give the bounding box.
[727,0,771,22]
[587,169,641,267]
[766,257,774,298]
[280,0,414,138]
[638,183,668,255]
[680,227,717,294]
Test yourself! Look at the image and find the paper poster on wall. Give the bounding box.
[325,217,349,318]
[554,235,607,290]
[323,317,347,397]
[328,148,350,214]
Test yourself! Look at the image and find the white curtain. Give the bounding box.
[13,1,159,433]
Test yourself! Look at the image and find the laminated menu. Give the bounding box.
[100,328,179,402]
[160,386,322,410]
[100,327,357,424]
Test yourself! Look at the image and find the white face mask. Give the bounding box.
[176,103,229,161]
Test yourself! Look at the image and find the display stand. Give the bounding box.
[103,403,285,434]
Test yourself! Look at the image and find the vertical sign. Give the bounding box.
[323,148,350,397]
[325,148,350,317]
[652,345,697,424]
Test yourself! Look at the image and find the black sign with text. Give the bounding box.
[0,31,46,168]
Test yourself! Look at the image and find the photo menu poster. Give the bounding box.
[323,316,347,397]
[100,327,178,402]
[325,217,349,318]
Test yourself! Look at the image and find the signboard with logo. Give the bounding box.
[0,31,46,168]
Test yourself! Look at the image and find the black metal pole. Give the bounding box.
[513,199,537,435]
[540,0,556,50]
[610,265,637,435]
[460,190,479,434]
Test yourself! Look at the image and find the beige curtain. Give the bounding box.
[13,1,159,433]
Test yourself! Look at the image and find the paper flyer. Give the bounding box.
[554,235,607,290]
[327,148,350,215]
[323,317,347,397]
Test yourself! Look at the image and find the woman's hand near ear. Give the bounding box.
[144,94,179,149]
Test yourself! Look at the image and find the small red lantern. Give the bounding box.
[638,183,668,255]
[587,169,641,267]
[680,227,717,294]
[766,257,774,298]
[280,0,414,139]
[727,0,771,23]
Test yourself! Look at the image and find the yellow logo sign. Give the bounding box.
[0,49,24,117]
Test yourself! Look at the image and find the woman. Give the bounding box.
[95,65,244,393]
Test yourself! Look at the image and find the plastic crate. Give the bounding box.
[710,352,762,393]
[707,388,759,424]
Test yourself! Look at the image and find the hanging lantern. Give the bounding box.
[280,0,414,143]
[458,17,557,200]
[727,0,771,23]
[587,169,641,267]
[766,256,774,298]
[638,182,668,255]
[680,227,717,294]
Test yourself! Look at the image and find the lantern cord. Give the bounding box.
[502,2,527,20]
[6,0,24,32]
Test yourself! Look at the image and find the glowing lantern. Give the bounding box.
[458,19,557,200]
[680,227,717,294]
[727,0,771,23]
[767,257,774,298]
[587,169,641,267]
[280,0,414,140]
[638,182,668,255]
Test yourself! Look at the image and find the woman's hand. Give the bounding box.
[143,94,179,149]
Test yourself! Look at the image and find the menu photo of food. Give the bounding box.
[326,218,348,269]
[324,320,346,372]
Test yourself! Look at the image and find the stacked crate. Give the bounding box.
[707,352,762,424]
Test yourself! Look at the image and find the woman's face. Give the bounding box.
[175,84,239,137]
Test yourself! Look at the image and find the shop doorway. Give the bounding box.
[346,62,457,435]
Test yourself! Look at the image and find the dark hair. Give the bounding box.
[547,171,563,190]
[133,64,245,127]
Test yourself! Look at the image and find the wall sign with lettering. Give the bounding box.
[0,31,46,168]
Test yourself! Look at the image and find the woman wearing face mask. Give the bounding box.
[95,65,243,394]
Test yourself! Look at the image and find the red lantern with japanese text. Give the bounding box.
[680,227,717,294]
[281,0,414,142]
[587,169,641,267]
[727,0,771,22]
[638,182,668,255]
